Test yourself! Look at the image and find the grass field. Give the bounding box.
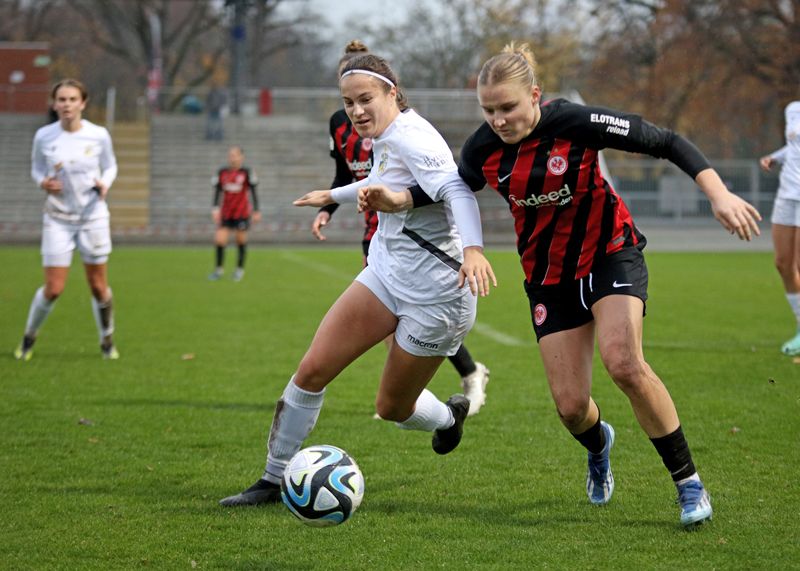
[1,245,798,570]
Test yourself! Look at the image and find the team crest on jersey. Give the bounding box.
[362,138,373,151]
[547,155,568,175]
[377,147,389,174]
[534,303,547,326]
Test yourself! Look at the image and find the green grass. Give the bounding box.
[1,246,798,570]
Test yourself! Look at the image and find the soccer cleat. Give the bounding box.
[677,479,713,527]
[208,269,223,281]
[432,394,470,455]
[101,343,120,360]
[586,421,615,505]
[219,478,282,507]
[461,362,490,416]
[232,268,245,282]
[14,335,35,361]
[780,330,800,356]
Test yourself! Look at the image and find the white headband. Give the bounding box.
[341,69,395,88]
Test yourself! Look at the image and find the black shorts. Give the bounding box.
[524,246,648,341]
[221,218,250,230]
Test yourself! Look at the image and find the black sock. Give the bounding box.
[215,245,224,268]
[447,344,476,377]
[572,415,606,455]
[650,425,696,482]
[237,244,246,269]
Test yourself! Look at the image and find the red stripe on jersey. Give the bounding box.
[482,148,503,188]
[576,160,607,277]
[538,139,574,283]
[363,210,378,241]
[606,185,639,255]
[508,140,543,281]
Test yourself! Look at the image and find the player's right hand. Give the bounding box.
[41,176,62,194]
[312,211,331,241]
[294,190,333,207]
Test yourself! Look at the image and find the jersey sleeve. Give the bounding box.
[97,128,118,189]
[30,129,47,187]
[457,131,489,192]
[561,103,711,178]
[398,127,460,203]
[212,170,223,207]
[331,148,353,189]
[246,168,260,211]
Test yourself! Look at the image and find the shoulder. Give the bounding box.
[34,121,60,141]
[786,101,800,115]
[329,109,350,130]
[82,120,112,140]
[392,109,445,148]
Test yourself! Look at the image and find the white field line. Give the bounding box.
[471,321,529,347]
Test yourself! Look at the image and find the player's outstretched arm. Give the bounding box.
[459,246,497,297]
[293,190,334,207]
[696,168,762,241]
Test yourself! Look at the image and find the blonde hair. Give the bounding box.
[478,42,537,88]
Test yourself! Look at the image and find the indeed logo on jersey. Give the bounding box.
[590,113,630,136]
[349,157,372,176]
[510,184,573,208]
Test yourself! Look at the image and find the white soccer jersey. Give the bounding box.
[31,119,118,222]
[331,109,483,304]
[770,101,800,201]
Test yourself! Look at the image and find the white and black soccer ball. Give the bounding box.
[281,445,364,527]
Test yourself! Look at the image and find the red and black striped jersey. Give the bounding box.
[213,167,259,220]
[459,99,710,287]
[325,109,378,243]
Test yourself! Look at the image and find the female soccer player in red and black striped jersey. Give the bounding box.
[208,145,260,282]
[312,40,491,416]
[362,43,762,527]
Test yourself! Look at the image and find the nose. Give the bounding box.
[352,103,365,117]
[492,114,506,128]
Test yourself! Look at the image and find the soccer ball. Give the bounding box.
[281,445,364,527]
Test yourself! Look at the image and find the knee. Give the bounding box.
[295,358,331,393]
[555,395,591,428]
[774,254,794,278]
[43,285,63,300]
[90,285,108,301]
[603,351,649,391]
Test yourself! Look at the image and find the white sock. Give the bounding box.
[91,288,114,343]
[786,292,800,329]
[24,287,55,337]
[395,389,453,432]
[263,376,325,484]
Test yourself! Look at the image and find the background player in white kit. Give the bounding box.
[14,78,119,361]
[760,101,800,356]
[219,53,496,506]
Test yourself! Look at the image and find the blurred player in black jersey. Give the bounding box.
[209,145,260,282]
[310,40,490,416]
[362,43,762,528]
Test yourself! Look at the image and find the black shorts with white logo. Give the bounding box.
[221,217,250,230]
[524,245,648,341]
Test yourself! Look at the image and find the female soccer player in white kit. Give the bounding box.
[219,53,496,506]
[14,78,119,361]
[760,101,800,355]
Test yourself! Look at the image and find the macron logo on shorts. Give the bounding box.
[407,334,439,350]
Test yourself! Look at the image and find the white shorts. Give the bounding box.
[770,197,800,227]
[355,265,477,357]
[41,213,112,267]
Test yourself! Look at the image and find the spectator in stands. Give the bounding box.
[760,101,800,356]
[311,39,491,416]
[208,145,260,282]
[218,52,496,507]
[205,85,227,141]
[360,42,762,528]
[14,78,119,361]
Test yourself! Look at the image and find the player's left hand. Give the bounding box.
[94,179,109,200]
[710,192,762,241]
[458,246,497,297]
[252,211,262,223]
[294,190,333,207]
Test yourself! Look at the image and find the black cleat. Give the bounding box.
[432,394,470,455]
[219,478,282,507]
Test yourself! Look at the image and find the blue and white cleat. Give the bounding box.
[780,330,800,356]
[677,480,712,527]
[586,421,615,505]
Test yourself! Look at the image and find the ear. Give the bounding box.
[530,85,541,107]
